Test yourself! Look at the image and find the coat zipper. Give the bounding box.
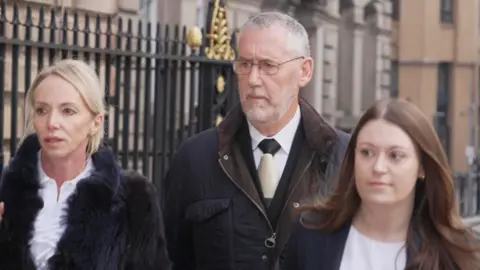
[218,158,276,246]
[218,152,315,249]
[276,153,315,229]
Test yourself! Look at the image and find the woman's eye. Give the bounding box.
[35,108,46,115]
[389,151,404,160]
[63,108,76,115]
[360,149,373,157]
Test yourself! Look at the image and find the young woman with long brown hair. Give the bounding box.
[283,99,480,270]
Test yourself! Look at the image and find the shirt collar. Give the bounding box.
[248,106,301,155]
[37,150,94,185]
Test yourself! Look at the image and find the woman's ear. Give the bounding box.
[418,165,425,180]
[90,114,103,136]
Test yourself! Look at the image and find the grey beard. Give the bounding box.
[244,95,296,125]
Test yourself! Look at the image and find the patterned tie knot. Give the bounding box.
[258,139,281,156]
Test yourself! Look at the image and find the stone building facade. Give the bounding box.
[154,0,393,131]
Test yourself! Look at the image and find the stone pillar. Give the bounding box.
[336,16,354,116]
[321,0,340,123]
[377,35,392,101]
[352,28,364,116]
[309,25,326,115]
[377,1,393,101]
[322,23,339,126]
[295,9,339,126]
[361,23,378,111]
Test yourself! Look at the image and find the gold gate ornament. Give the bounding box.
[187,26,203,50]
[205,0,235,60]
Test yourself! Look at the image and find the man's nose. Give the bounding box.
[248,64,261,86]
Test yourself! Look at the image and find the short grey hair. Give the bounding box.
[236,12,311,57]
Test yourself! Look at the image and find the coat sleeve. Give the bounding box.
[163,142,196,270]
[123,171,171,270]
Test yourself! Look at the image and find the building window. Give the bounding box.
[436,62,452,158]
[139,0,147,9]
[441,0,454,23]
[391,0,399,20]
[339,0,354,15]
[390,60,398,98]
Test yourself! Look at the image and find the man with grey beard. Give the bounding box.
[163,11,350,270]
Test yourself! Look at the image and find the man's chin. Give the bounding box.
[245,109,274,124]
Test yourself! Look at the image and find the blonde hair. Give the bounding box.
[23,59,106,156]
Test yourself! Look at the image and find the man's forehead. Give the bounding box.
[238,30,288,60]
[239,44,275,58]
[239,25,286,42]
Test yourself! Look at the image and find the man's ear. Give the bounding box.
[298,57,314,88]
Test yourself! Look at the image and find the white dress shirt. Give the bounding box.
[339,226,407,270]
[30,151,94,270]
[248,106,301,185]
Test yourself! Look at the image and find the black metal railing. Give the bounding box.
[455,167,480,218]
[0,2,238,193]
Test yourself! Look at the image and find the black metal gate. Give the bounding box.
[0,0,239,193]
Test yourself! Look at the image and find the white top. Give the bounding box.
[248,106,301,183]
[30,151,94,270]
[339,226,407,270]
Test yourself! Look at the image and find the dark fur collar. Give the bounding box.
[7,133,122,192]
[0,134,130,269]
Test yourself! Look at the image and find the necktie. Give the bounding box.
[257,139,281,205]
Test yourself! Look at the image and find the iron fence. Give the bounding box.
[0,2,239,194]
[455,166,480,218]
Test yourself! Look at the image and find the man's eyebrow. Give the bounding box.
[236,56,280,62]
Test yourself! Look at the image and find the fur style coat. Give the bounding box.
[0,134,170,270]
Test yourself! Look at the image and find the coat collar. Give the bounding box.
[315,221,419,270]
[8,133,122,192]
[0,133,127,269]
[301,213,421,270]
[216,97,337,156]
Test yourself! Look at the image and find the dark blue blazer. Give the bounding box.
[282,220,417,270]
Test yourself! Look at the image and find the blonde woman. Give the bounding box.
[0,59,170,269]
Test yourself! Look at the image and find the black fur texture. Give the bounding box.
[0,134,170,270]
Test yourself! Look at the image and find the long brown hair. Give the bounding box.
[299,99,480,269]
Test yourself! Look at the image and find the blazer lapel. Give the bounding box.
[324,223,351,270]
[267,123,304,229]
[237,120,266,207]
[219,142,266,212]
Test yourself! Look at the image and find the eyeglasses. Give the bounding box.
[232,56,305,75]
